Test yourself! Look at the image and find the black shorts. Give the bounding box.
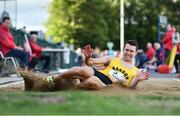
[93,68,112,85]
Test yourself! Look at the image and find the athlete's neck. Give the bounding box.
[121,58,133,68]
[121,58,133,64]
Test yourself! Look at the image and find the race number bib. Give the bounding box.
[109,70,125,82]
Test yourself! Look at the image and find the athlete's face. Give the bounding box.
[122,43,137,62]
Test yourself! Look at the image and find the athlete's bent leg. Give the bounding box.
[54,66,95,82]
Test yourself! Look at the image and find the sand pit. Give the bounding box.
[0,81,24,92]
[96,78,180,96]
[1,78,180,96]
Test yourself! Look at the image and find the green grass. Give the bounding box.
[0,90,180,115]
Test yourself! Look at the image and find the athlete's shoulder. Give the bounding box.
[107,56,117,61]
[112,57,120,61]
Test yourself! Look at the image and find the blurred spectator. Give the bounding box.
[28,33,50,73]
[153,42,162,66]
[146,42,155,61]
[162,24,175,59]
[92,46,101,58]
[75,48,84,66]
[0,17,30,67]
[135,49,144,67]
[100,49,108,57]
[137,42,155,68]
[108,49,114,56]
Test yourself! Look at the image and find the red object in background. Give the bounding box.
[176,74,180,78]
[146,47,155,60]
[0,25,17,55]
[162,29,174,51]
[157,64,170,73]
[176,43,180,54]
[29,40,42,58]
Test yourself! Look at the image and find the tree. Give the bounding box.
[124,0,180,49]
[46,0,180,50]
[46,0,120,49]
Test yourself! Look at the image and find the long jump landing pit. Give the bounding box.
[96,78,180,96]
[0,78,180,96]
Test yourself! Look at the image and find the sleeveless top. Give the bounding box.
[99,58,138,86]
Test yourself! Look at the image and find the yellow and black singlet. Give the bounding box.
[98,58,138,86]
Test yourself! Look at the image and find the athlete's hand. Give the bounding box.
[137,70,150,81]
[82,45,93,59]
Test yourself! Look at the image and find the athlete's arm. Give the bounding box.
[82,45,113,67]
[129,69,150,89]
[86,56,113,67]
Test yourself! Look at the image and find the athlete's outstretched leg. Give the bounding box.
[18,66,97,91]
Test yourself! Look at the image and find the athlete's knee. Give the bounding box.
[70,66,83,75]
[71,66,86,74]
[78,67,91,76]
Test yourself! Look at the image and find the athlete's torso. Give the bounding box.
[99,58,138,86]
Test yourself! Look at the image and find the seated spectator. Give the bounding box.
[135,49,144,67]
[137,42,155,68]
[153,42,162,66]
[146,42,155,61]
[0,17,30,67]
[28,33,50,73]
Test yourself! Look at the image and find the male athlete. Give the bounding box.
[19,40,150,91]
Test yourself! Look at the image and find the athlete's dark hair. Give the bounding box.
[124,40,138,51]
